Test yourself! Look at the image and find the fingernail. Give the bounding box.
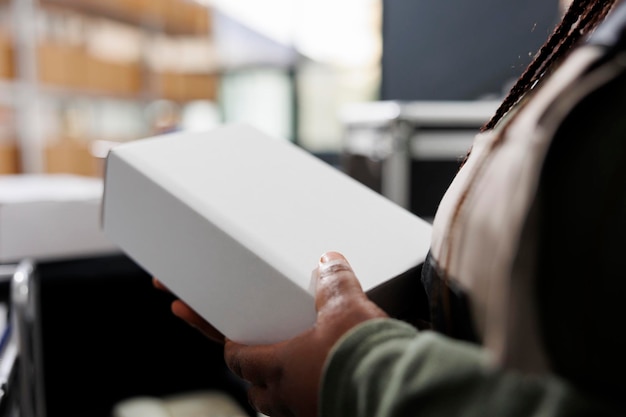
[319,251,346,266]
[317,252,352,280]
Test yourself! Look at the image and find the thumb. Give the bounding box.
[314,251,368,312]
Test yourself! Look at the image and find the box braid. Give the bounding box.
[482,0,618,132]
[438,0,619,311]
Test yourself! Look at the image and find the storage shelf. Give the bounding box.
[39,82,149,101]
[41,0,211,36]
[7,0,222,175]
[0,74,218,102]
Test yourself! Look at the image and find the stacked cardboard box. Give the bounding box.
[155,72,218,102]
[0,34,13,79]
[130,0,211,35]
[0,143,19,174]
[38,43,141,95]
[45,139,99,177]
[43,0,211,36]
[84,57,141,95]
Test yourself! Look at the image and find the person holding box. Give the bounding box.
[158,0,626,415]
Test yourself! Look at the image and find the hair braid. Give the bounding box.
[481,0,617,132]
[443,0,619,290]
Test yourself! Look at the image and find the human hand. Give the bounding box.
[152,278,225,344]
[224,251,388,417]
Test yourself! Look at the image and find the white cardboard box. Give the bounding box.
[102,124,432,344]
[0,174,120,263]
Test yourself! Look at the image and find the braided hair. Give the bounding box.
[481,0,618,132]
[438,0,620,334]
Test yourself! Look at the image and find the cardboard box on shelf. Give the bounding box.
[67,46,88,89]
[182,73,218,101]
[129,0,211,35]
[0,174,119,263]
[37,41,143,95]
[0,34,13,79]
[99,0,141,25]
[45,139,100,178]
[155,72,218,101]
[102,124,432,345]
[166,0,212,35]
[78,53,140,95]
[38,43,66,86]
[0,143,19,174]
[141,0,168,24]
[38,43,87,87]
[114,62,142,95]
[121,0,145,21]
[188,2,212,35]
[82,53,100,91]
[155,71,183,101]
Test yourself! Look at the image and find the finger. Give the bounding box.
[315,251,367,312]
[152,277,170,292]
[171,300,225,344]
[247,385,294,417]
[247,385,273,416]
[224,340,279,386]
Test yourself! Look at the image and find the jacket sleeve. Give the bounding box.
[320,319,615,417]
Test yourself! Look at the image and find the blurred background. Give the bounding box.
[0,0,560,180]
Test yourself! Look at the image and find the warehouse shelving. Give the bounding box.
[0,0,216,175]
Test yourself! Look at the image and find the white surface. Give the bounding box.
[0,174,120,263]
[340,100,500,126]
[410,131,476,160]
[112,391,248,417]
[112,397,171,417]
[103,124,432,344]
[0,174,103,203]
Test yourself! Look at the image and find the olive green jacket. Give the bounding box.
[321,319,619,417]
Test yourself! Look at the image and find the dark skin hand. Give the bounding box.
[155,251,388,417]
[153,278,226,343]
